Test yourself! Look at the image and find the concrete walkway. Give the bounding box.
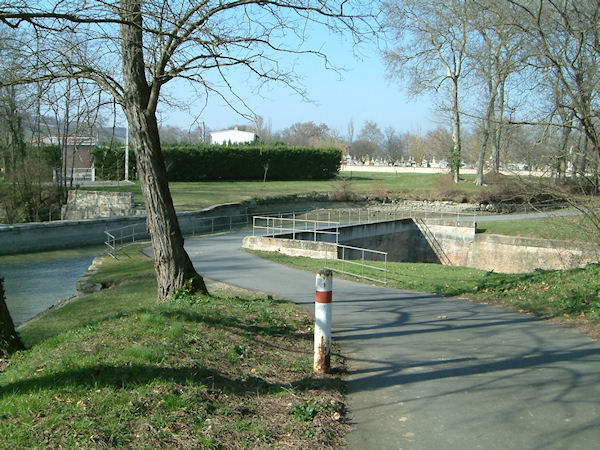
[185,231,600,449]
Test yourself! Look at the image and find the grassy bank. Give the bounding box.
[250,251,600,339]
[479,215,597,243]
[1,246,347,448]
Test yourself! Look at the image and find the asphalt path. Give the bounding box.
[184,231,600,449]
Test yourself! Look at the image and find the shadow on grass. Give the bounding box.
[0,363,335,397]
[156,307,311,340]
[22,295,311,348]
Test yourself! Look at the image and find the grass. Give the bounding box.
[249,251,600,339]
[89,172,480,211]
[479,215,599,243]
[2,245,348,448]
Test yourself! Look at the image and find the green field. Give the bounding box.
[90,172,479,211]
[479,215,597,243]
[2,246,347,448]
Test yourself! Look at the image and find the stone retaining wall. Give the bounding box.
[61,190,137,220]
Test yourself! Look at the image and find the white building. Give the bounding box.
[209,125,257,145]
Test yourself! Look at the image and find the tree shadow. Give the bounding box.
[0,363,337,397]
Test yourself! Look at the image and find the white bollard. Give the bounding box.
[314,269,333,373]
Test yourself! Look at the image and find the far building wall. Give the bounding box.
[34,135,97,182]
[209,125,257,145]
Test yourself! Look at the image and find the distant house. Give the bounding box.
[33,135,97,182]
[209,125,257,145]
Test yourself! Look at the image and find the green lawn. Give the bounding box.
[3,246,347,448]
[90,172,480,211]
[479,215,598,243]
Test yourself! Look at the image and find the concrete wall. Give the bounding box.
[0,201,255,255]
[243,235,337,259]
[466,234,600,273]
[61,190,137,220]
[247,218,600,273]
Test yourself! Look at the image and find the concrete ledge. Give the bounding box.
[0,201,254,255]
[242,235,337,260]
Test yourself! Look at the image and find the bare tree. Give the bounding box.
[405,130,428,166]
[506,0,600,171]
[252,115,273,144]
[350,139,377,164]
[424,126,453,165]
[280,121,336,147]
[384,0,472,182]
[469,1,525,184]
[383,126,404,164]
[358,120,384,153]
[0,1,374,302]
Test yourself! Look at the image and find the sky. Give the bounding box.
[161,24,442,137]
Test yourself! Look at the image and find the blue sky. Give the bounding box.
[163,25,441,136]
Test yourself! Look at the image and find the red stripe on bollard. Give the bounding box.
[315,290,333,303]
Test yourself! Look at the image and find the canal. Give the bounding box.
[0,247,102,327]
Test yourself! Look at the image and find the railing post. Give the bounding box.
[314,269,333,374]
[385,254,388,284]
[361,249,365,278]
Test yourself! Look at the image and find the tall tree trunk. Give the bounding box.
[1,278,24,357]
[492,79,505,173]
[120,0,207,303]
[578,134,588,178]
[450,77,462,183]
[476,79,496,186]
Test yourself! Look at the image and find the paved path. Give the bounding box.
[185,231,600,449]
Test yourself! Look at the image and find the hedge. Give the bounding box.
[163,144,342,181]
[92,144,137,181]
[93,144,341,181]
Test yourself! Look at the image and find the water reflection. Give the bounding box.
[0,249,99,326]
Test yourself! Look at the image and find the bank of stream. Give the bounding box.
[0,246,102,326]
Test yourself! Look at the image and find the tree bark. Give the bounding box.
[450,77,461,183]
[492,79,505,173]
[476,79,496,186]
[120,0,207,302]
[1,278,24,357]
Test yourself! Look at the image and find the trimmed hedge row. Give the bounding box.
[161,144,341,181]
[93,145,137,181]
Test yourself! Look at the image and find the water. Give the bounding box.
[0,248,100,327]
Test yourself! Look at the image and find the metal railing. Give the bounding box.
[104,208,313,258]
[301,207,479,226]
[252,215,340,243]
[251,213,388,284]
[414,218,452,265]
[325,243,388,284]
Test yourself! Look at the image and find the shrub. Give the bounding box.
[474,173,558,211]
